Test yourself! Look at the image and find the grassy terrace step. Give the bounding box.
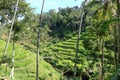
[51,47,75,52]
[15,53,27,60]
[0,40,60,80]
[61,42,76,45]
[66,39,83,43]
[55,43,76,49]
[15,63,35,71]
[58,51,76,56]
[14,59,33,68]
[57,54,75,61]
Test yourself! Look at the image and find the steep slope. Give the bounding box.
[0,40,60,80]
[42,35,115,79]
[43,36,87,74]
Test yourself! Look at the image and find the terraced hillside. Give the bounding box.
[0,40,60,80]
[43,35,115,79]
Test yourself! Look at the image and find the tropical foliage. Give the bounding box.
[0,0,120,80]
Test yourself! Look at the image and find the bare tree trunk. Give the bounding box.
[101,38,104,80]
[0,0,19,76]
[114,24,118,69]
[73,0,87,79]
[73,12,84,79]
[0,24,4,38]
[36,31,40,80]
[117,0,120,65]
[36,0,45,80]
[10,32,15,80]
[3,0,19,55]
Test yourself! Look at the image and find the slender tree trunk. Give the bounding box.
[36,0,45,80]
[10,32,15,80]
[36,31,40,80]
[3,0,19,55]
[114,24,118,69]
[73,0,87,79]
[101,38,104,80]
[0,0,19,76]
[117,0,120,65]
[0,24,4,38]
[73,12,84,79]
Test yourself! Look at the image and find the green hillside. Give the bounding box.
[1,0,120,80]
[0,40,60,80]
[43,35,115,79]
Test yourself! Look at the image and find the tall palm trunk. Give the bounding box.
[100,1,110,79]
[101,38,104,80]
[73,12,84,79]
[117,0,120,65]
[36,0,45,80]
[114,24,118,69]
[10,32,15,80]
[0,0,19,76]
[0,24,4,38]
[3,0,19,56]
[73,0,87,79]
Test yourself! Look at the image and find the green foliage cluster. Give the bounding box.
[41,8,83,41]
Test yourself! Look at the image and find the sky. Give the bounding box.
[26,0,84,13]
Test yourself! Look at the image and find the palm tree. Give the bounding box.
[36,0,45,80]
[117,0,120,65]
[3,0,19,56]
[73,0,87,79]
[0,0,19,77]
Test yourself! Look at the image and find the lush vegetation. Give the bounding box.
[42,33,115,79]
[0,0,120,80]
[0,40,60,80]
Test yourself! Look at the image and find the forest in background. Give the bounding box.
[0,0,120,80]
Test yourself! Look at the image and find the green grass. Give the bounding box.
[42,36,115,79]
[0,40,60,80]
[42,36,89,74]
